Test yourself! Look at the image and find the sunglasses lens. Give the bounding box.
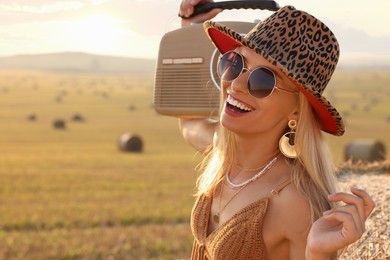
[218,51,277,99]
[217,51,243,81]
[248,68,276,98]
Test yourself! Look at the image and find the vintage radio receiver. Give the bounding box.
[153,21,255,117]
[153,1,279,117]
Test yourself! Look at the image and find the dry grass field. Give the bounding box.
[0,69,389,259]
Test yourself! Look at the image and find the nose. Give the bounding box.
[230,69,249,95]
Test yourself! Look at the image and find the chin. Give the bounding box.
[220,113,248,135]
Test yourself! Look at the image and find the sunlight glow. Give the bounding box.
[65,15,128,54]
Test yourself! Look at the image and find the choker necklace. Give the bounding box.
[226,154,280,189]
[233,150,280,172]
[234,162,267,172]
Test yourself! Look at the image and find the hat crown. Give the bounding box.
[244,5,340,94]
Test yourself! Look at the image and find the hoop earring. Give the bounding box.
[279,119,297,159]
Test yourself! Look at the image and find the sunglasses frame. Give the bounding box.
[217,50,299,98]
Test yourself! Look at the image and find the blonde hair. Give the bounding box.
[293,93,338,220]
[195,92,337,222]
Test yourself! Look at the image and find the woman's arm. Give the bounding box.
[177,0,221,153]
[179,118,218,153]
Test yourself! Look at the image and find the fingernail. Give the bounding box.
[323,210,331,216]
[328,194,335,199]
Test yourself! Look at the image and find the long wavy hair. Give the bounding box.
[195,92,338,222]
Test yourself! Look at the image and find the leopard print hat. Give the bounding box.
[204,5,345,136]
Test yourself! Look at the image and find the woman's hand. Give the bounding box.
[306,186,375,259]
[179,0,222,27]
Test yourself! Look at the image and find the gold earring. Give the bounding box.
[279,119,297,159]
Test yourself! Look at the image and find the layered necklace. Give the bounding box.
[227,153,280,189]
[213,153,280,224]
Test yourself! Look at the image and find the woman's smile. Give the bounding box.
[225,94,254,115]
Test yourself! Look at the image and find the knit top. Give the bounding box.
[190,179,292,260]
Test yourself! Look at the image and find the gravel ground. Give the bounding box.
[337,161,389,260]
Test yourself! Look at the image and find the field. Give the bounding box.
[0,69,389,259]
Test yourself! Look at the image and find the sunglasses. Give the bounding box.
[217,50,298,98]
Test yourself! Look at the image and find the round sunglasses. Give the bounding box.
[217,50,298,98]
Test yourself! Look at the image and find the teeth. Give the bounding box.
[227,95,252,112]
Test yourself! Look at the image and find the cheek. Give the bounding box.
[221,81,230,98]
[254,95,298,122]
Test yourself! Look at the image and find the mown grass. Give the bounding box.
[0,69,389,259]
[0,70,199,259]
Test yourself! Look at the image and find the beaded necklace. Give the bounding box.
[226,154,279,189]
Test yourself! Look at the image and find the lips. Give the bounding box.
[226,95,253,113]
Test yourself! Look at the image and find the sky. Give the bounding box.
[0,0,389,66]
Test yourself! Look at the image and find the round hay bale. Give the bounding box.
[72,113,85,122]
[53,119,66,130]
[27,113,37,121]
[341,110,350,118]
[345,139,386,162]
[118,133,143,153]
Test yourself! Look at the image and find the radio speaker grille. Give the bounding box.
[154,66,220,116]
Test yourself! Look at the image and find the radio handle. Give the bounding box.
[179,0,280,19]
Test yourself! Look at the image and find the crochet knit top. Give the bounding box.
[190,179,292,260]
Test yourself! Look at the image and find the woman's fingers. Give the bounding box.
[322,210,362,244]
[327,186,375,224]
[325,187,375,240]
[350,186,376,219]
[179,0,195,18]
[328,190,365,227]
[179,0,208,18]
[324,204,365,235]
[179,0,221,27]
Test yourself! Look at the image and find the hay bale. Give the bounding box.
[53,119,66,129]
[118,133,143,153]
[72,113,85,122]
[27,113,37,121]
[364,105,371,112]
[341,110,350,118]
[345,139,386,162]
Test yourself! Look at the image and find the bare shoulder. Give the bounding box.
[263,180,312,259]
[269,181,312,237]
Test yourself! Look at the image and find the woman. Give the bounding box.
[178,1,375,259]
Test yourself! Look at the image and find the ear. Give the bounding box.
[287,104,300,122]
